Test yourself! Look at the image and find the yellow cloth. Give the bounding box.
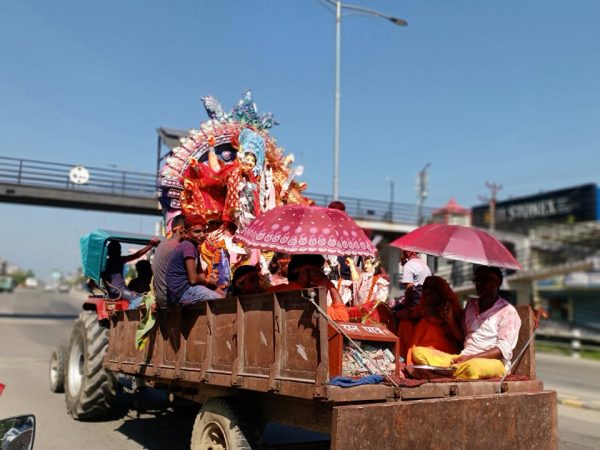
[411,346,506,380]
[135,291,156,351]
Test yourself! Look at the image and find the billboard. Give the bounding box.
[472,184,597,233]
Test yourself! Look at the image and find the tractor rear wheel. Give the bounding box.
[64,311,116,420]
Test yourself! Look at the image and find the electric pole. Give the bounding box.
[416,163,431,225]
[479,181,503,232]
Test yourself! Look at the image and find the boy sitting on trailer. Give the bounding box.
[165,215,226,305]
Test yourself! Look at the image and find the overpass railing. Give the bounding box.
[0,156,433,224]
[0,156,156,197]
[307,192,431,225]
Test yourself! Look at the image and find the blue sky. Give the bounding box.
[1,0,599,279]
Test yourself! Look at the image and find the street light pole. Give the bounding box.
[389,178,395,220]
[333,0,342,200]
[322,0,407,201]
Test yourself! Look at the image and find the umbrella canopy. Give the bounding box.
[390,223,522,270]
[234,204,377,257]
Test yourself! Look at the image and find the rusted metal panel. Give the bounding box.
[399,383,454,400]
[269,293,283,392]
[278,291,322,381]
[503,379,544,393]
[325,385,397,403]
[161,308,182,365]
[181,306,207,370]
[239,294,275,376]
[105,314,121,365]
[512,305,536,379]
[331,391,558,450]
[123,310,140,364]
[209,299,237,371]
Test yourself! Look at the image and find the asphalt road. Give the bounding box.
[1,288,599,449]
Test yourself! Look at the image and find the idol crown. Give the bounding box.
[202,90,278,131]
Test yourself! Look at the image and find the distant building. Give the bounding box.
[471,183,597,234]
[471,183,600,334]
[431,198,470,226]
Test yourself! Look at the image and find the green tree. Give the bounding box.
[11,269,34,286]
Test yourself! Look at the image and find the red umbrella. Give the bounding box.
[234,204,377,257]
[390,223,522,270]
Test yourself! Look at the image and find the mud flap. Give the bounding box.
[330,391,557,450]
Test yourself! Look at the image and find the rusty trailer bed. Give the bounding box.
[102,288,557,448]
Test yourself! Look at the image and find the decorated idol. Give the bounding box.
[158,90,313,283]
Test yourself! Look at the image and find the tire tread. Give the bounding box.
[65,311,116,420]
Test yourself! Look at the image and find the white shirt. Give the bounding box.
[461,297,522,369]
[401,257,431,286]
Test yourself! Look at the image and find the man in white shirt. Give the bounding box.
[401,250,431,307]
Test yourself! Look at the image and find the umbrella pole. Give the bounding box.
[304,290,401,389]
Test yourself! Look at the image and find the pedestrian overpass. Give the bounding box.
[0,155,425,233]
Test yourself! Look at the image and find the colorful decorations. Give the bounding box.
[159,90,312,231]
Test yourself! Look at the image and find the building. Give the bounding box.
[471,184,600,334]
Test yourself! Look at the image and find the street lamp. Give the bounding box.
[319,0,407,200]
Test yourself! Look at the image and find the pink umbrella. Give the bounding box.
[234,204,377,257]
[390,223,522,270]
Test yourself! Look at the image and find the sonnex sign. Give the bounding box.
[472,184,598,232]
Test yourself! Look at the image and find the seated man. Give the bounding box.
[152,214,186,308]
[412,266,521,380]
[165,216,225,305]
[230,265,266,296]
[128,260,153,293]
[270,254,349,322]
[102,238,159,309]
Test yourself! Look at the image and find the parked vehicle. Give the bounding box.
[57,284,70,294]
[24,277,38,289]
[0,276,15,293]
[53,230,558,449]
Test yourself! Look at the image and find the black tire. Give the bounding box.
[191,398,261,450]
[49,344,67,393]
[64,311,116,420]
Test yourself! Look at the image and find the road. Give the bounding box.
[1,288,599,449]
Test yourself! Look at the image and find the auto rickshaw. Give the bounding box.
[79,229,159,318]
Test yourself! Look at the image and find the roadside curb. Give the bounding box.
[557,395,600,412]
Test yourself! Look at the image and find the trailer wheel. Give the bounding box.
[191,398,260,450]
[49,344,67,393]
[65,311,116,420]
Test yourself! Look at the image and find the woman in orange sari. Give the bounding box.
[397,276,464,363]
